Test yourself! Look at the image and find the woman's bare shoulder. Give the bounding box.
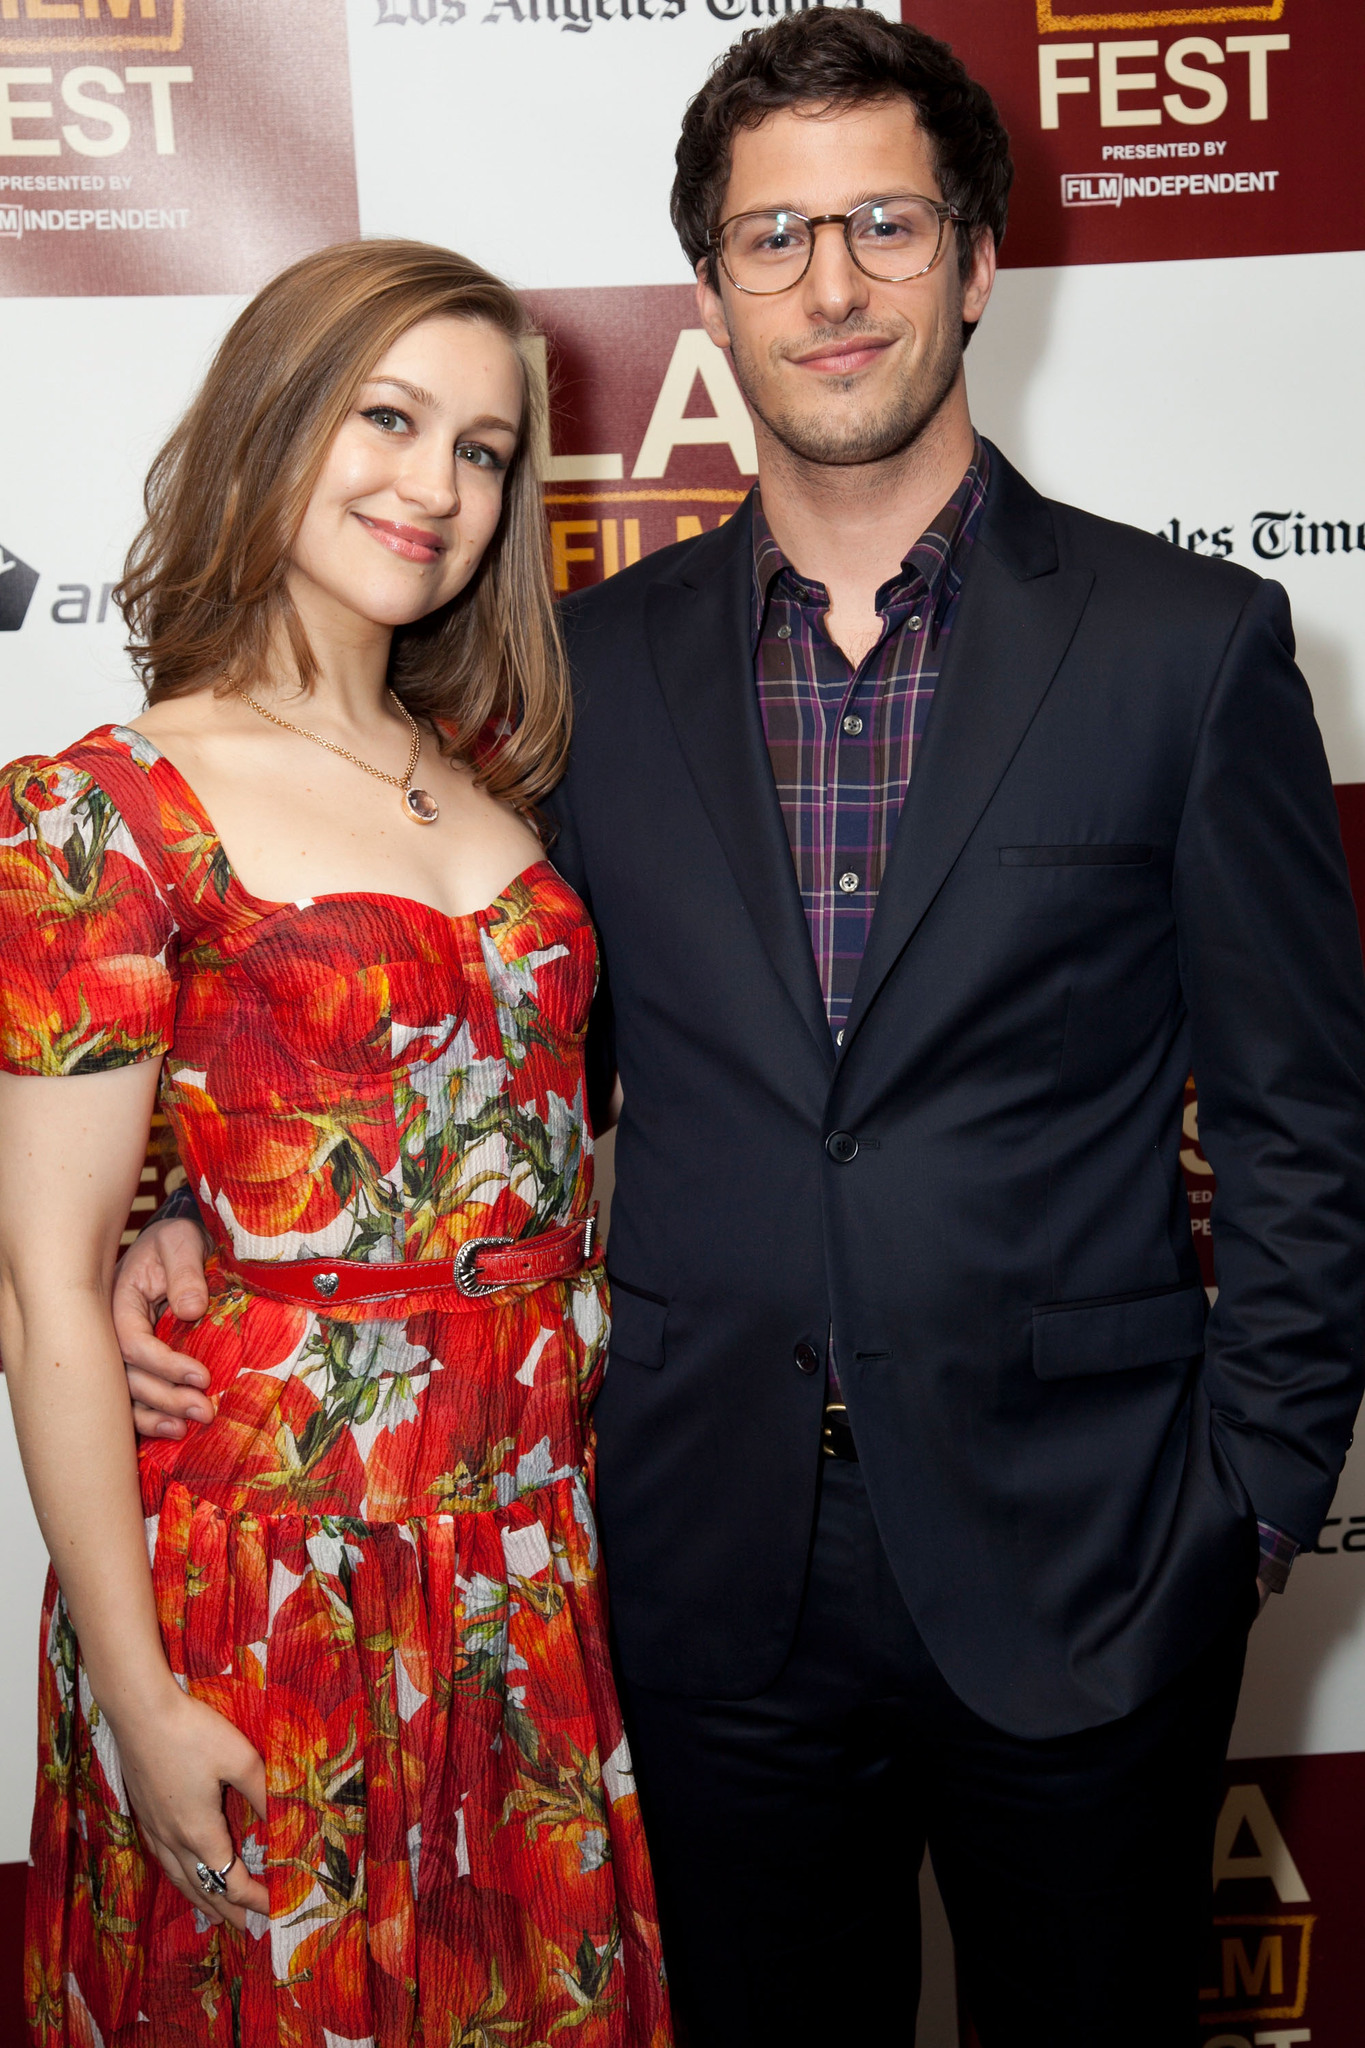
[127,686,226,746]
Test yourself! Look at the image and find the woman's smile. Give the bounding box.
[352,512,447,564]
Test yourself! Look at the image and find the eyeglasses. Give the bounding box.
[708,193,967,296]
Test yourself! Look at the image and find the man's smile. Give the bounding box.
[787,334,897,377]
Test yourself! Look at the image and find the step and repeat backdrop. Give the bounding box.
[2,0,1364,2041]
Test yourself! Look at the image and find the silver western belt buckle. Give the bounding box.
[452,1235,513,1298]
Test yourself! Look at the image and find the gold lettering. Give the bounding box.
[551,520,597,593]
[623,519,641,568]
[676,516,703,543]
[600,519,620,579]
[1221,1935,1284,2000]
[25,1,80,20]
[83,0,159,17]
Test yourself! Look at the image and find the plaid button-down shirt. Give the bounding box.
[752,439,990,1041]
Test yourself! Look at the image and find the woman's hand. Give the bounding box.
[0,1071,266,1927]
[111,1685,269,1932]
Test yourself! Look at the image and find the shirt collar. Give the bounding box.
[751,434,991,652]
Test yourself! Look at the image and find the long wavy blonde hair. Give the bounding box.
[117,239,569,811]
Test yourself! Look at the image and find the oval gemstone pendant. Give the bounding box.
[404,787,439,824]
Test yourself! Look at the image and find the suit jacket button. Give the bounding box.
[793,1342,820,1375]
[826,1130,859,1163]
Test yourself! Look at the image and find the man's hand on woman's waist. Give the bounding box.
[113,1199,214,1440]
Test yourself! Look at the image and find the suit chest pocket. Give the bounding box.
[1033,1283,1206,1380]
[999,844,1153,867]
[993,843,1165,925]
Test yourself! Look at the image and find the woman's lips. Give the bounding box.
[355,514,446,564]
[793,338,893,377]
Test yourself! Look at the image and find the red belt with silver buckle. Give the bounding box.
[222,1214,599,1310]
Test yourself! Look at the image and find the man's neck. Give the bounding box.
[753,387,977,669]
[755,387,978,599]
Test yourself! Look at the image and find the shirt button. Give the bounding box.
[908,614,923,631]
[793,1341,820,1375]
[777,624,792,640]
[826,1130,859,1163]
[842,714,863,736]
[838,871,859,893]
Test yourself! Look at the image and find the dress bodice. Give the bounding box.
[0,724,599,1268]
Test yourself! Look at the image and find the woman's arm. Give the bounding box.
[0,1066,267,1929]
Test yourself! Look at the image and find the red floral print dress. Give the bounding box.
[0,726,670,2048]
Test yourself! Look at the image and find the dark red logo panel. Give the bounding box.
[905,1,1365,266]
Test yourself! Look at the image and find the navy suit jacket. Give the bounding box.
[546,442,1365,1738]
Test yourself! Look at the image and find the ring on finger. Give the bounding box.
[194,1854,237,1897]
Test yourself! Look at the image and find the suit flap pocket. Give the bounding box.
[1033,1284,1206,1381]
[1000,844,1152,867]
[607,1276,668,1370]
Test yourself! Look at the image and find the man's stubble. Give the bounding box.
[725,308,964,473]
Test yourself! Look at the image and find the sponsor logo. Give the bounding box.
[963,1764,1356,2046]
[0,0,186,56]
[0,203,189,238]
[1,0,357,297]
[909,0,1363,271]
[524,290,757,594]
[1200,1781,1316,2036]
[1063,167,1282,203]
[1038,1,1283,29]
[1062,171,1123,205]
[1202,1916,1315,2025]
[1038,34,1293,134]
[372,0,865,30]
[1248,511,1365,561]
[0,554,124,629]
[1157,513,1365,561]
[374,0,683,22]
[0,543,39,631]
[1311,1513,1365,1557]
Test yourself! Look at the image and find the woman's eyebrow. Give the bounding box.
[365,376,441,410]
[362,383,517,436]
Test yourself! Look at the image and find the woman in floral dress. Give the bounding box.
[0,241,669,2048]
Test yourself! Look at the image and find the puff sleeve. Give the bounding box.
[0,755,178,1074]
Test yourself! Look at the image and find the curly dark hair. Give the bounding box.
[672,10,1012,314]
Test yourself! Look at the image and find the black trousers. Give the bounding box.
[620,1458,1251,2048]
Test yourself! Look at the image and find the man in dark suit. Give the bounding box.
[116,13,1365,2044]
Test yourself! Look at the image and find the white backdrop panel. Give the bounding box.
[345,0,900,289]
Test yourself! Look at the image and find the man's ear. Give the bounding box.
[961,227,997,330]
[695,260,732,353]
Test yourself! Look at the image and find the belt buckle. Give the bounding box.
[821,1398,857,1462]
[452,1235,513,1298]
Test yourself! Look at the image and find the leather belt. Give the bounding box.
[821,1397,859,1462]
[223,1214,599,1310]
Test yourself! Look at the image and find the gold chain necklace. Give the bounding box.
[237,687,440,825]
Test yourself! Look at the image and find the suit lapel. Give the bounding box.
[645,505,833,1064]
[841,450,1095,1053]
